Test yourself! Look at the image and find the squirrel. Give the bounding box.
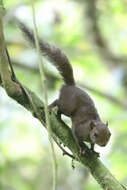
[17,20,111,155]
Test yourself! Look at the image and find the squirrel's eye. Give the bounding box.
[94,133,98,138]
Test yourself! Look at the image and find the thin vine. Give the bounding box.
[30,1,57,190]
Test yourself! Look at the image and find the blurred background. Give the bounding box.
[1,0,127,189]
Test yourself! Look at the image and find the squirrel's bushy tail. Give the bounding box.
[16,20,75,86]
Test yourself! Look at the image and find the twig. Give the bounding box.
[53,136,75,159]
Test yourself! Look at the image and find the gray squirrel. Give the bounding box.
[17,20,111,155]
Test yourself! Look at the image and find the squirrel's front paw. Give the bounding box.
[79,146,89,156]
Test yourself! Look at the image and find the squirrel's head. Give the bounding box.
[89,120,111,146]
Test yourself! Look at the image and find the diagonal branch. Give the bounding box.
[0,6,27,103]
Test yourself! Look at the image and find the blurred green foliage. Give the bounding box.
[0,0,127,189]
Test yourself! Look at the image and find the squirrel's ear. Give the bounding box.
[106,121,108,127]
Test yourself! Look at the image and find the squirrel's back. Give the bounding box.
[58,85,100,119]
